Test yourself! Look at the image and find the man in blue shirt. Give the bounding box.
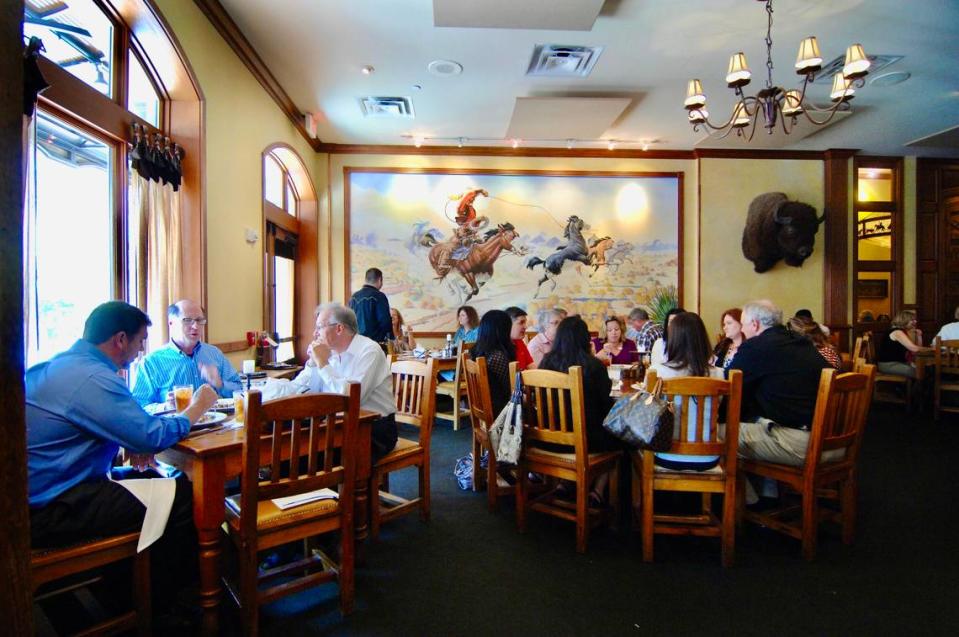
[27,301,217,611]
[132,299,242,409]
[349,267,392,343]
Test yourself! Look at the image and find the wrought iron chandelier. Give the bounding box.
[683,0,871,141]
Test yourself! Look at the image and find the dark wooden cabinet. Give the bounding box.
[916,159,959,338]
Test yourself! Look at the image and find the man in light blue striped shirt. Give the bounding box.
[132,299,242,409]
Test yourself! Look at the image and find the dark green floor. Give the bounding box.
[249,407,959,636]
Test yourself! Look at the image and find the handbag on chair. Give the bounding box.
[601,378,674,451]
[488,372,524,465]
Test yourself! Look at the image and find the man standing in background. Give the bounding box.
[349,267,392,343]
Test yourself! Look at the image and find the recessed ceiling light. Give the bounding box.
[427,59,463,76]
[361,65,375,75]
[412,84,422,91]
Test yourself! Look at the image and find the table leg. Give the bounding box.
[190,456,226,636]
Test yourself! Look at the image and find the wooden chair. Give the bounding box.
[863,331,912,406]
[740,365,876,561]
[463,355,516,510]
[934,337,959,420]
[31,533,151,636]
[224,385,361,636]
[435,341,473,430]
[515,365,621,553]
[370,358,438,538]
[631,369,743,567]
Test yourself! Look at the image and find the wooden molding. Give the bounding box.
[321,143,695,159]
[694,148,825,160]
[823,150,853,341]
[193,0,321,151]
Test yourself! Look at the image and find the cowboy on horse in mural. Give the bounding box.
[436,187,490,272]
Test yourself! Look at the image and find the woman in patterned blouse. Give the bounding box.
[787,316,842,370]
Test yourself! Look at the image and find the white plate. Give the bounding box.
[193,411,228,428]
[213,398,235,410]
[631,383,646,391]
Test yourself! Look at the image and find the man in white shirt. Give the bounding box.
[935,306,959,342]
[278,302,397,461]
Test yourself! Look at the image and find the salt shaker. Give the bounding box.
[445,333,452,357]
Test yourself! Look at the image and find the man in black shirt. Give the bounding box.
[730,300,835,504]
[349,267,391,343]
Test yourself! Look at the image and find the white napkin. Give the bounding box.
[272,487,338,510]
[113,478,177,552]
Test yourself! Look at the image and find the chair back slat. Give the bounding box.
[936,337,959,372]
[240,385,361,537]
[464,356,495,428]
[391,358,438,447]
[518,366,586,450]
[806,366,876,464]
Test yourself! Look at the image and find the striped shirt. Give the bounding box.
[131,341,242,407]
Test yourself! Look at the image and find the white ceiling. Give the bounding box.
[220,0,959,155]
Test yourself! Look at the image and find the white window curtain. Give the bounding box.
[129,172,183,348]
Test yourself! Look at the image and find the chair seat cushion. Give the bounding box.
[375,436,422,466]
[225,493,339,532]
[524,446,620,468]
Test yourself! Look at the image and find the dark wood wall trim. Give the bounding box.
[1,8,33,633]
[823,149,857,349]
[694,148,825,160]
[916,157,959,338]
[193,0,321,151]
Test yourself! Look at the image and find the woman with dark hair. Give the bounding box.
[452,305,479,346]
[540,316,619,504]
[649,311,724,471]
[712,308,743,370]
[649,306,686,366]
[787,316,842,370]
[505,306,534,371]
[470,310,516,417]
[592,315,638,365]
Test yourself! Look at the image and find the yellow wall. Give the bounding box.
[154,0,319,364]
[699,158,825,329]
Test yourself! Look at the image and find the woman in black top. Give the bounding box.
[539,316,620,505]
[470,309,516,417]
[877,309,932,378]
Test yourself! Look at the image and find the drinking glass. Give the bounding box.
[173,385,192,412]
[233,390,245,425]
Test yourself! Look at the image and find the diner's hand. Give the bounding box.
[181,384,218,426]
[310,341,332,368]
[129,453,157,472]
[199,362,223,389]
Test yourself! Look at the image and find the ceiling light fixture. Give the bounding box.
[361,65,375,75]
[413,136,424,148]
[684,0,870,141]
[606,140,616,151]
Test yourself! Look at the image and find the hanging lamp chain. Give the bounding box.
[764,0,774,90]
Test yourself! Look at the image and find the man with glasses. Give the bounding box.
[527,308,567,367]
[132,299,243,409]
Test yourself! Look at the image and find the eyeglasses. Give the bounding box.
[181,318,207,326]
[315,322,339,330]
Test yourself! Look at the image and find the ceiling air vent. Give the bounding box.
[809,54,903,84]
[526,44,604,77]
[359,96,415,118]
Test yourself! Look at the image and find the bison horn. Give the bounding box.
[817,211,827,224]
[773,203,793,225]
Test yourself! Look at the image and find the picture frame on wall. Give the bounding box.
[344,167,683,334]
[856,279,889,299]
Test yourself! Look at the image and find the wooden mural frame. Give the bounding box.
[344,167,684,336]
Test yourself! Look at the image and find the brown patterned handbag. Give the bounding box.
[601,378,674,451]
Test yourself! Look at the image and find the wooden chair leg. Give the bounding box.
[641,468,655,562]
[133,548,151,637]
[801,488,818,561]
[840,477,857,545]
[608,463,620,531]
[471,434,482,492]
[419,460,431,522]
[240,542,260,637]
[516,464,528,532]
[486,454,498,512]
[370,470,383,540]
[630,458,641,530]
[721,481,737,568]
[575,477,588,554]
[339,525,355,616]
[701,492,713,515]
[735,474,746,531]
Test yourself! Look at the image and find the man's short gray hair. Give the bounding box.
[628,307,650,322]
[316,302,358,334]
[536,307,568,329]
[742,300,783,329]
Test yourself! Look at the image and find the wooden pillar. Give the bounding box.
[823,149,857,350]
[0,3,34,635]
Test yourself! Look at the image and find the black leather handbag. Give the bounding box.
[601,378,674,451]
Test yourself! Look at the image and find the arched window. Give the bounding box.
[262,145,317,364]
[22,0,201,365]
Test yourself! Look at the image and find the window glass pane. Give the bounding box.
[28,113,113,366]
[857,211,892,261]
[285,179,297,216]
[264,155,284,208]
[857,167,893,202]
[23,0,114,98]
[128,51,159,127]
[274,256,295,362]
[856,272,892,324]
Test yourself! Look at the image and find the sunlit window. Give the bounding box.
[274,254,295,362]
[264,155,284,208]
[128,51,160,126]
[27,113,113,366]
[285,179,297,216]
[23,0,114,97]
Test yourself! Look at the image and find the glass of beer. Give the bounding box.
[233,390,245,425]
[173,385,192,412]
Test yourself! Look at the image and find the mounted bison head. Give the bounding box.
[741,192,825,273]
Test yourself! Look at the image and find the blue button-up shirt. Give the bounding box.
[131,341,242,408]
[26,339,190,507]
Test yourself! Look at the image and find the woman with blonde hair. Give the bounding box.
[592,315,637,364]
[389,308,416,352]
[876,309,932,378]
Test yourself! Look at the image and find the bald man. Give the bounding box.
[132,299,243,409]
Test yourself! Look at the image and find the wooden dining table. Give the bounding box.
[158,409,376,635]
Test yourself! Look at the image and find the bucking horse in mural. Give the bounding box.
[428,223,526,302]
[525,215,591,297]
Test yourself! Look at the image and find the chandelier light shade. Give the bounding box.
[683,0,870,141]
